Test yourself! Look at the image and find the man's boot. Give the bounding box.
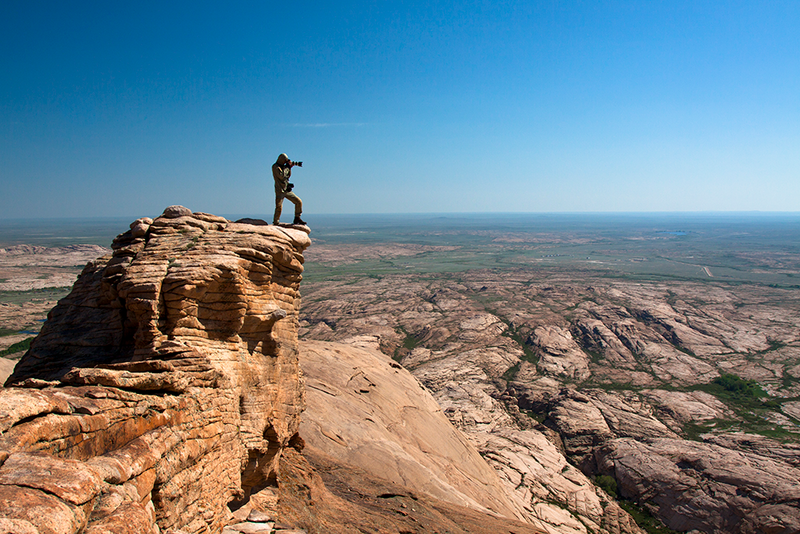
[293,216,307,225]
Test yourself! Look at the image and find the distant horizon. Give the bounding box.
[3,209,800,223]
[1,209,797,253]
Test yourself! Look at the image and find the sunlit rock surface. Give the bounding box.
[299,339,531,522]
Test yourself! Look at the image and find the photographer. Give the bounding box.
[271,153,306,225]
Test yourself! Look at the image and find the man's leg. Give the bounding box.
[284,192,302,217]
[273,194,284,225]
[284,192,305,224]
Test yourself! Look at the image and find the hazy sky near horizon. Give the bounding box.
[1,1,798,219]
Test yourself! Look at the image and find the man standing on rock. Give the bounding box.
[272,153,307,226]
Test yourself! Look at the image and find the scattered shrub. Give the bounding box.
[713,373,765,398]
[594,474,618,498]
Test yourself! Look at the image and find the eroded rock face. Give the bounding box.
[300,268,800,534]
[0,207,310,533]
[276,446,549,534]
[595,437,800,533]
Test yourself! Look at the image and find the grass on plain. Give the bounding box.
[0,287,70,306]
[0,337,33,359]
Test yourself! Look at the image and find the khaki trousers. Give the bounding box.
[274,191,302,224]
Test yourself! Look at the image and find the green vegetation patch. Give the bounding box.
[584,347,605,366]
[712,373,767,398]
[682,418,738,441]
[392,326,419,362]
[593,474,618,498]
[585,380,641,392]
[619,501,681,534]
[0,337,33,358]
[480,305,538,365]
[592,475,679,534]
[402,333,418,351]
[0,287,70,306]
[507,326,538,364]
[688,373,800,441]
[502,361,521,382]
[519,407,544,423]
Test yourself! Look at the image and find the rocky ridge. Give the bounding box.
[300,268,800,534]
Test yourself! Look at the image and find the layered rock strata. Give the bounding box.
[0,207,310,533]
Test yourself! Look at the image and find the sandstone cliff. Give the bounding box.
[0,207,310,533]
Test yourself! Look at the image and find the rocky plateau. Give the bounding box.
[300,248,800,533]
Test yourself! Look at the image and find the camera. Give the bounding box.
[286,183,295,192]
[291,161,303,167]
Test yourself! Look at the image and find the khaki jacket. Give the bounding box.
[272,153,291,194]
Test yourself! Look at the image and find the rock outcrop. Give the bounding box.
[299,339,531,522]
[0,207,310,533]
[595,437,800,533]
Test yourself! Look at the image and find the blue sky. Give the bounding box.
[1,1,798,219]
